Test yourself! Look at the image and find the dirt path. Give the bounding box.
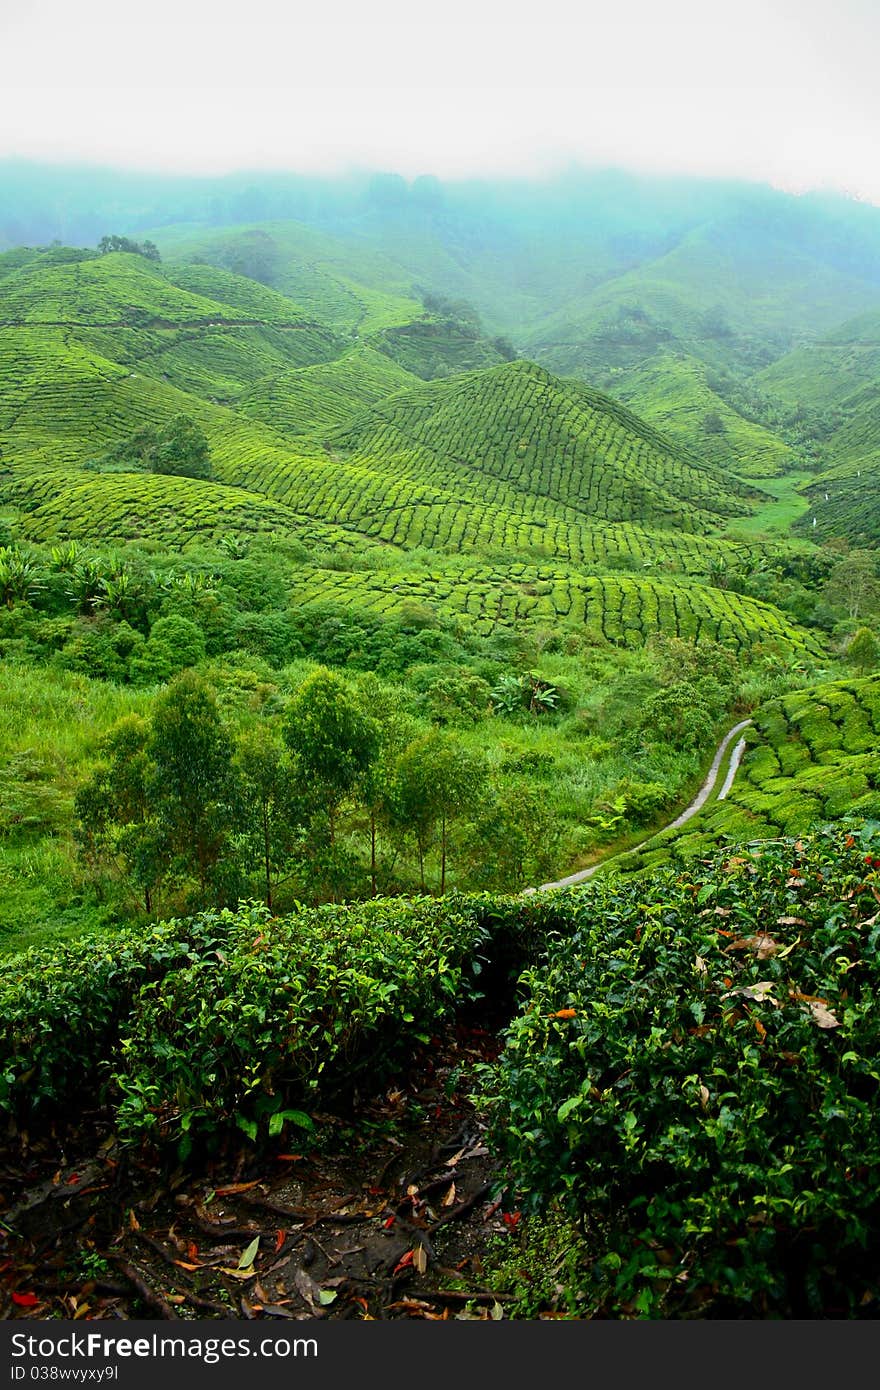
[530,718,753,893]
[1,1024,514,1322]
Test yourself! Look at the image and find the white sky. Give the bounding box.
[2,0,880,200]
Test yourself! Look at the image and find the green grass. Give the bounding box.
[0,663,152,950]
[726,472,814,538]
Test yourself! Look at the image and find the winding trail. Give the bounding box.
[527,718,753,894]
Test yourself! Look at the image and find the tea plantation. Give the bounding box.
[616,674,880,872]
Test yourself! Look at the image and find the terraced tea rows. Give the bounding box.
[225,429,758,566]
[795,461,880,548]
[0,252,311,326]
[0,326,333,485]
[151,221,425,336]
[619,674,880,871]
[333,361,758,533]
[237,345,419,436]
[607,352,794,477]
[5,469,378,554]
[283,564,822,652]
[110,323,344,402]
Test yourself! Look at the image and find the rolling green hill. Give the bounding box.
[0,323,333,482]
[5,468,383,555]
[604,352,794,478]
[330,360,759,534]
[758,310,880,546]
[522,217,880,382]
[0,250,314,326]
[236,344,420,437]
[757,308,880,412]
[151,221,425,335]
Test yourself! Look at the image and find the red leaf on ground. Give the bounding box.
[12,1292,40,1307]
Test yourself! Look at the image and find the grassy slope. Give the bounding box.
[237,344,420,436]
[0,663,152,948]
[151,221,424,335]
[523,220,880,379]
[0,251,311,325]
[758,310,880,546]
[605,352,794,478]
[332,359,759,535]
[614,673,880,873]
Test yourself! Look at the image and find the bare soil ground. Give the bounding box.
[0,1022,523,1322]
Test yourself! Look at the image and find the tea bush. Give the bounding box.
[0,892,557,1153]
[0,911,233,1120]
[483,822,880,1316]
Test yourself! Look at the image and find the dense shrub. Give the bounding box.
[0,912,232,1120]
[0,893,556,1153]
[483,823,880,1316]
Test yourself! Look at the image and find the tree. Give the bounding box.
[233,725,300,909]
[392,733,485,893]
[149,672,234,893]
[636,682,715,753]
[97,234,161,262]
[466,784,560,891]
[353,675,417,895]
[149,416,213,480]
[824,550,880,623]
[130,614,206,685]
[702,409,725,435]
[74,715,163,913]
[282,668,378,847]
[98,416,213,480]
[845,627,879,675]
[0,546,43,608]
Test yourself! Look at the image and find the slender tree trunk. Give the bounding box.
[418,835,426,893]
[144,885,152,914]
[263,804,272,910]
[441,812,447,895]
[370,811,377,897]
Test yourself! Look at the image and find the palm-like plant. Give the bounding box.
[0,546,44,608]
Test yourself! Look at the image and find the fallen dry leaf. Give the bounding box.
[214,1181,263,1197]
[805,1000,840,1029]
